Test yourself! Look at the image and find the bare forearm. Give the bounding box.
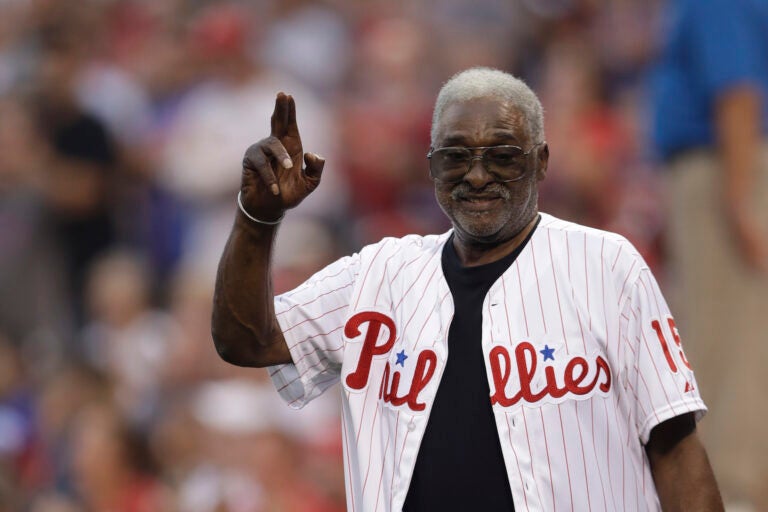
[212,211,289,367]
[652,436,722,511]
[647,415,723,511]
[212,92,324,367]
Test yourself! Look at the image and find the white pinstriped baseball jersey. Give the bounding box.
[268,212,706,512]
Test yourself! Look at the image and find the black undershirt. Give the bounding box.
[403,218,539,511]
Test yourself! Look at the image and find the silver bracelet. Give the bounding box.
[237,191,285,225]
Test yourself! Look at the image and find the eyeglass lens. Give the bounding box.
[430,146,528,182]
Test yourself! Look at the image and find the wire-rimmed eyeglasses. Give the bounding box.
[427,142,544,183]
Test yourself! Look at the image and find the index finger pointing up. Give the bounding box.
[270,92,290,137]
[286,94,300,138]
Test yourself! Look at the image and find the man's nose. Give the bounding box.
[463,156,494,188]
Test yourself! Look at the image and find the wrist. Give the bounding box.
[237,191,285,225]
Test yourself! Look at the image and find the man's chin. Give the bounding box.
[451,207,537,247]
[453,217,508,244]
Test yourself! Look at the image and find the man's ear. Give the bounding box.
[536,143,549,181]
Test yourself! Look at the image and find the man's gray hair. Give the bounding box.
[430,67,545,146]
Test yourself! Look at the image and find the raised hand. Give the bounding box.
[240,92,325,222]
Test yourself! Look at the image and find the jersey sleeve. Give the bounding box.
[268,253,360,409]
[622,268,707,444]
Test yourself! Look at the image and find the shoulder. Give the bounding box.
[537,212,649,286]
[296,232,450,292]
[538,213,640,253]
[356,231,451,265]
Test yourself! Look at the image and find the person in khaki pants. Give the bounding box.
[652,0,768,508]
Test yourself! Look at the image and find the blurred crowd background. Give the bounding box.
[0,0,716,510]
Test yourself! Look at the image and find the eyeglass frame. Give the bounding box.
[426,142,545,184]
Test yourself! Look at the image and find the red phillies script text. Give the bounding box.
[344,312,437,412]
[489,342,612,406]
[378,351,436,411]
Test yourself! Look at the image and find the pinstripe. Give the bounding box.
[506,413,531,511]
[547,231,576,510]
[277,282,353,316]
[265,214,704,511]
[504,272,546,509]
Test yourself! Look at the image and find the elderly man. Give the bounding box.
[213,68,722,511]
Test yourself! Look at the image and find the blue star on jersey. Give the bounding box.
[395,350,408,367]
[540,345,555,361]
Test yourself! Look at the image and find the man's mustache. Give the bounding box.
[451,183,512,201]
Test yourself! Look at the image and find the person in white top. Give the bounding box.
[212,67,723,511]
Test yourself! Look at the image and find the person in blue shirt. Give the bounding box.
[652,0,768,508]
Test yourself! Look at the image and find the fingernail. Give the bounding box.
[282,158,293,168]
[271,184,279,195]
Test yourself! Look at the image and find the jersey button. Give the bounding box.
[407,420,416,432]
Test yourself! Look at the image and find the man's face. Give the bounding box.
[432,95,548,246]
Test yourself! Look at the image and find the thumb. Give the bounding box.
[303,152,325,180]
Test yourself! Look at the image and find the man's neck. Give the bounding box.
[452,214,540,267]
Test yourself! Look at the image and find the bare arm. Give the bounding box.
[212,93,325,367]
[716,85,768,273]
[646,413,723,512]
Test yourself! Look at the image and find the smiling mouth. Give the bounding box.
[458,196,503,211]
